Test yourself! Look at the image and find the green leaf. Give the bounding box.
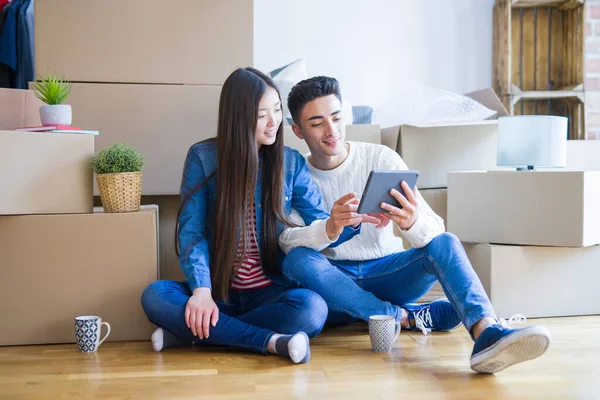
[32,73,72,105]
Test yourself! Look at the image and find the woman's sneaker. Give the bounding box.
[470,315,551,374]
[403,299,463,335]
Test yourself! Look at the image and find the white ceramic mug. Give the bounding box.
[74,315,111,352]
[368,315,401,352]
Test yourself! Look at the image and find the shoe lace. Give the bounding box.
[499,314,527,328]
[413,307,433,335]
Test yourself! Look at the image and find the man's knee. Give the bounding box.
[282,246,329,281]
[433,232,461,247]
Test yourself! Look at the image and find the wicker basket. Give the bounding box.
[96,172,142,213]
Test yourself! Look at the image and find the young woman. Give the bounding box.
[140,67,362,364]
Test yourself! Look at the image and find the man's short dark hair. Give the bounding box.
[287,76,342,125]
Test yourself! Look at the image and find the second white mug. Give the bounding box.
[368,315,400,352]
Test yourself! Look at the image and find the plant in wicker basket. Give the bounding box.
[91,143,145,213]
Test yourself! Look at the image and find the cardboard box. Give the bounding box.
[0,206,159,346]
[0,130,94,215]
[0,88,43,130]
[448,171,600,247]
[381,88,509,189]
[421,188,447,226]
[566,140,600,171]
[63,83,221,195]
[284,124,382,155]
[35,0,253,85]
[465,243,600,318]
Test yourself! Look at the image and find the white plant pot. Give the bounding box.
[39,104,72,126]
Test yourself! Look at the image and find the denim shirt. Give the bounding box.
[178,139,360,292]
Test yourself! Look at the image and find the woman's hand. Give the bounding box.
[185,287,219,339]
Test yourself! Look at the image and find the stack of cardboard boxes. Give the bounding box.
[448,169,600,318]
[443,134,600,319]
[0,89,159,346]
[33,0,255,280]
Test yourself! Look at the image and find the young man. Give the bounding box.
[279,76,551,374]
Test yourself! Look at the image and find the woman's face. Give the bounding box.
[255,86,283,149]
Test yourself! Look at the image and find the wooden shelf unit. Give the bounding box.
[493,0,586,139]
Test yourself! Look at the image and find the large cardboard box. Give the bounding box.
[448,171,600,247]
[284,124,381,155]
[63,83,221,195]
[566,140,600,171]
[465,243,600,318]
[0,206,159,346]
[0,130,94,215]
[0,88,43,130]
[35,0,253,85]
[381,88,509,189]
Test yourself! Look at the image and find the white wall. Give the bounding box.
[254,0,495,109]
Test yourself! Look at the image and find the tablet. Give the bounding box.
[357,170,420,214]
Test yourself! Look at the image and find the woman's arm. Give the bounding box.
[178,146,213,292]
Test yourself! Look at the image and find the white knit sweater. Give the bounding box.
[278,141,446,261]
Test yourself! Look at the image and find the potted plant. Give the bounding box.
[31,73,73,126]
[91,143,145,213]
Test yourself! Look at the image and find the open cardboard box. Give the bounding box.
[381,88,508,189]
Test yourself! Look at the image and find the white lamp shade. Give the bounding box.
[497,115,568,168]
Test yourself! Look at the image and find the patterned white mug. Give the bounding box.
[368,315,401,352]
[74,315,111,352]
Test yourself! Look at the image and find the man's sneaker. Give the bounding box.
[470,314,551,374]
[403,299,462,335]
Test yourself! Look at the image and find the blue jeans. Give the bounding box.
[282,232,496,332]
[141,281,328,354]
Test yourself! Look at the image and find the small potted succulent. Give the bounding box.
[91,143,145,213]
[31,73,73,126]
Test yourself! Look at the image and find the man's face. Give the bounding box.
[293,94,346,158]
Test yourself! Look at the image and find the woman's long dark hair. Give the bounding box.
[176,67,295,301]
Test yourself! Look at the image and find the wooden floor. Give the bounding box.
[1,316,599,400]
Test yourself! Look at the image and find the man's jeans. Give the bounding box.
[141,281,328,354]
[282,232,496,332]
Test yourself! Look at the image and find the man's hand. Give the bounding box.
[326,193,364,239]
[366,213,391,229]
[326,194,387,239]
[185,287,219,339]
[379,181,419,230]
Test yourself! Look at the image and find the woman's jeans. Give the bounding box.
[141,281,328,354]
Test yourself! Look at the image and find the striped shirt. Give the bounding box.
[230,206,272,290]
